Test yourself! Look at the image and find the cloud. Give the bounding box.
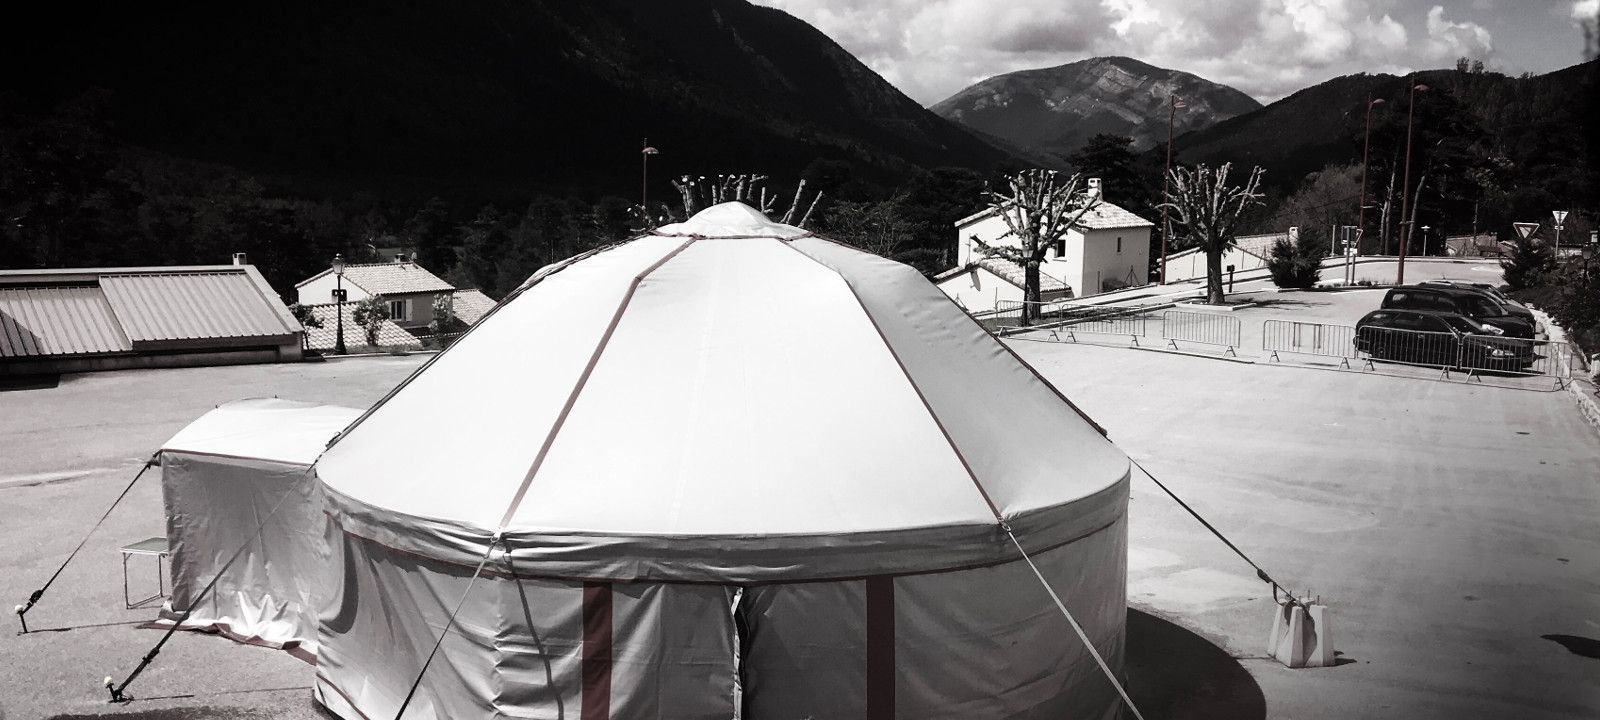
[1574,0,1600,21]
[757,0,1509,104]
[1422,5,1494,61]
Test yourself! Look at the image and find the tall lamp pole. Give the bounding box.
[1396,79,1428,285]
[1357,94,1385,256]
[641,140,659,218]
[332,254,347,355]
[1553,209,1567,257]
[1421,225,1430,257]
[1160,95,1187,285]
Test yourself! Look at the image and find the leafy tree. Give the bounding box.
[351,295,390,348]
[429,293,456,335]
[1266,235,1328,289]
[1160,163,1266,304]
[972,169,1100,325]
[820,196,916,259]
[1500,232,1555,290]
[287,302,323,329]
[404,197,458,273]
[1064,134,1152,216]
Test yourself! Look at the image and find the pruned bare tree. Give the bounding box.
[972,169,1100,326]
[668,174,822,228]
[1159,163,1265,304]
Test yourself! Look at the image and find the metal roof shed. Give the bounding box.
[0,264,304,375]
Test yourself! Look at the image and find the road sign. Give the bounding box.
[1552,210,1568,226]
[1514,222,1540,240]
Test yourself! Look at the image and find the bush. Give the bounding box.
[1266,236,1327,288]
[1500,234,1555,290]
[351,295,390,348]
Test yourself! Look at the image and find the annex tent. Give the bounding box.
[155,397,361,658]
[312,202,1134,719]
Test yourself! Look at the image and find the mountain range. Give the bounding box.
[930,56,1262,162]
[1,0,1012,202]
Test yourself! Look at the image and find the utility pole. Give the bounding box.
[1396,78,1428,285]
[1358,94,1385,256]
[1160,95,1187,284]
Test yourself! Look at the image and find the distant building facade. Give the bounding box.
[935,179,1154,312]
[1160,230,1282,284]
[294,258,498,349]
[296,258,456,331]
[0,263,303,375]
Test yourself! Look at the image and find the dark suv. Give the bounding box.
[1380,285,1534,338]
[1355,309,1537,371]
[1417,280,1536,325]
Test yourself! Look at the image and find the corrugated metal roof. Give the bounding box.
[0,286,132,357]
[296,262,454,295]
[101,271,297,345]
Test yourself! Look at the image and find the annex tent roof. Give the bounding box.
[157,398,361,655]
[316,201,1131,581]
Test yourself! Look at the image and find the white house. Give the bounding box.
[296,259,456,331]
[935,179,1154,312]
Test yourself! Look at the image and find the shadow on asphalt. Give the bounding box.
[1542,634,1600,660]
[1126,607,1268,720]
[0,374,60,392]
[44,707,272,720]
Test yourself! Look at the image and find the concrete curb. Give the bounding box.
[1526,307,1600,440]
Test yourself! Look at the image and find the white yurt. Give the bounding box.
[311,203,1133,719]
[156,397,361,658]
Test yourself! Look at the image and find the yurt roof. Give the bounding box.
[315,202,1130,581]
[163,398,362,465]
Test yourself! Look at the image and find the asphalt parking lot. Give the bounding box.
[2,300,1597,718]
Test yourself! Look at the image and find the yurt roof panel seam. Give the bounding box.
[322,239,632,455]
[495,237,699,530]
[793,234,1109,438]
[773,237,1003,522]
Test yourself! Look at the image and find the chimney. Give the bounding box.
[1087,178,1103,199]
[1288,227,1300,245]
[232,252,247,265]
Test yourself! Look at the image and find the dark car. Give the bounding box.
[1354,309,1538,371]
[1417,280,1536,325]
[1380,286,1535,338]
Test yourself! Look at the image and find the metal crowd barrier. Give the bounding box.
[1262,321,1358,367]
[1045,311,1149,345]
[1354,326,1573,387]
[1161,311,1242,356]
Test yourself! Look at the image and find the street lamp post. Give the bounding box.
[1396,79,1428,285]
[1160,95,1187,285]
[1357,94,1385,256]
[1552,209,1567,258]
[332,254,347,356]
[1422,225,1430,257]
[641,139,659,220]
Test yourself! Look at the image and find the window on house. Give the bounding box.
[1054,238,1066,257]
[1116,237,1123,253]
[389,299,408,321]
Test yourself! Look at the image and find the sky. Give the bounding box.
[754,0,1598,105]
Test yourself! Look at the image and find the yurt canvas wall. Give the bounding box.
[311,203,1132,719]
[157,397,361,657]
